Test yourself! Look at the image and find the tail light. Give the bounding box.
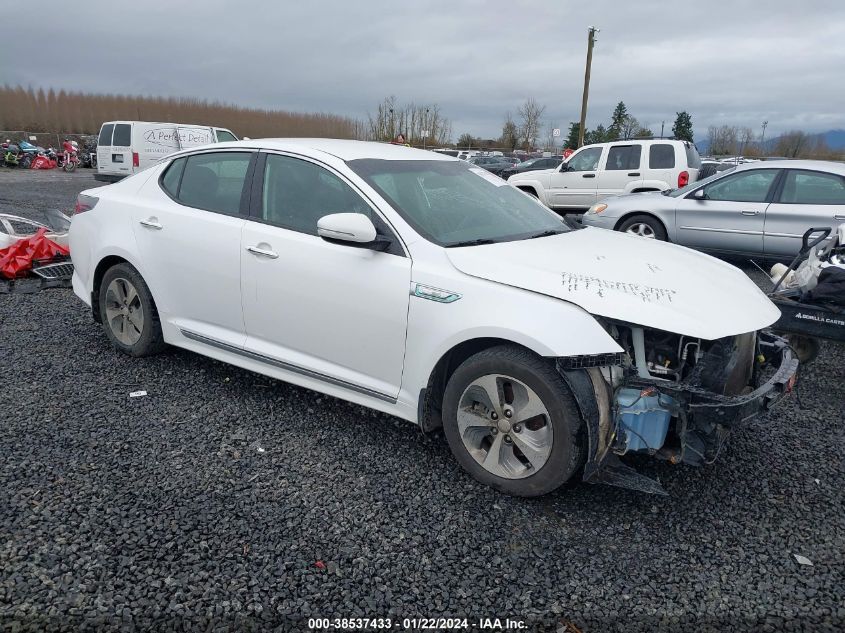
[74,194,99,215]
[132,152,139,167]
[678,170,689,188]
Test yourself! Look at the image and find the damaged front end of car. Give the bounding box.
[556,323,799,495]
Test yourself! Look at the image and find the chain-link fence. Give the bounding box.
[1,131,97,149]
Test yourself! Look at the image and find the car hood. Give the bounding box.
[446,228,780,340]
[510,168,556,179]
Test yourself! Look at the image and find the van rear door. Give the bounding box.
[96,123,114,175]
[108,123,132,175]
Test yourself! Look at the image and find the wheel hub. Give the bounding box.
[497,419,512,434]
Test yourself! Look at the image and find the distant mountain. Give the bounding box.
[695,129,845,156]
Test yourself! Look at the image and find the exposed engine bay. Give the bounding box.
[557,321,798,494]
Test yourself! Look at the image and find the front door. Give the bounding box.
[240,152,411,399]
[130,150,254,347]
[764,169,845,257]
[674,169,780,255]
[547,146,603,209]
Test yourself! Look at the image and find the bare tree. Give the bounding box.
[707,125,739,156]
[500,112,519,150]
[517,98,546,149]
[775,130,811,158]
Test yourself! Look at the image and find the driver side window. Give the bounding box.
[702,170,778,203]
[566,147,602,172]
[261,154,373,236]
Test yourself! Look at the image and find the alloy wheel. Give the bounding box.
[457,374,553,479]
[104,277,144,345]
[625,222,656,238]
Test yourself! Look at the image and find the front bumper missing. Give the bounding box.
[558,332,799,495]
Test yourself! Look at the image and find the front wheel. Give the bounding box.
[618,214,667,241]
[441,345,585,497]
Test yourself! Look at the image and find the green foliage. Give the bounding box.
[672,111,694,142]
[584,124,608,145]
[607,101,628,140]
[565,122,580,149]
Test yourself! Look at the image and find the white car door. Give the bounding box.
[240,152,411,400]
[594,143,643,201]
[547,146,603,209]
[130,150,254,348]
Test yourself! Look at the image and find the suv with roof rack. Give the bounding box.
[507,139,702,213]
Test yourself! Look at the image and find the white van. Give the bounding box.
[95,121,238,182]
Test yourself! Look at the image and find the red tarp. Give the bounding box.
[0,228,70,279]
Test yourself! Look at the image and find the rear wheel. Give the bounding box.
[442,345,585,497]
[618,214,667,241]
[98,263,166,357]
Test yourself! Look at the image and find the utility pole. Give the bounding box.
[660,121,665,138]
[761,120,768,154]
[578,26,598,148]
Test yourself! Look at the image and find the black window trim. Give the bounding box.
[686,168,784,203]
[247,149,409,258]
[772,168,845,205]
[157,149,257,217]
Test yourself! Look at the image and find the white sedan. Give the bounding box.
[69,139,797,497]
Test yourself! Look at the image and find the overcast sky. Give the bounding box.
[3,0,844,141]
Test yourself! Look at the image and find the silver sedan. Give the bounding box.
[580,159,845,258]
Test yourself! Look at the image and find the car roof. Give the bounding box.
[190,138,457,162]
[733,159,845,175]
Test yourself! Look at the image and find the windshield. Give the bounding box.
[665,166,737,197]
[347,159,569,246]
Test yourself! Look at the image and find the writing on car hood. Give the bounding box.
[446,227,781,340]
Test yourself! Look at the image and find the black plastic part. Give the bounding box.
[555,365,601,479]
[771,298,845,343]
[586,453,668,496]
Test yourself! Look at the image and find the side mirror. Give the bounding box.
[559,162,570,172]
[691,188,708,200]
[317,213,391,251]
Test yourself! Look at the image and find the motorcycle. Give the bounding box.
[56,150,79,172]
[3,144,33,168]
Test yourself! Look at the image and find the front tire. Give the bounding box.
[618,214,667,241]
[441,345,585,497]
[98,263,166,357]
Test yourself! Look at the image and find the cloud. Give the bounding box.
[2,0,843,140]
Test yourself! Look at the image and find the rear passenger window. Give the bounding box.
[177,152,252,215]
[160,157,186,198]
[112,124,131,147]
[98,124,114,146]
[780,170,845,205]
[605,145,640,170]
[649,144,676,169]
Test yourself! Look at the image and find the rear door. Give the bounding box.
[547,145,603,209]
[674,169,780,255]
[595,143,643,201]
[764,169,845,257]
[130,150,255,347]
[98,123,132,177]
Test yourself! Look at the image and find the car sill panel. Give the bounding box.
[180,329,397,403]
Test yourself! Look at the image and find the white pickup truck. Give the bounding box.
[507,139,701,213]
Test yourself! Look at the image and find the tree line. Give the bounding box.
[706,124,840,159]
[0,85,363,139]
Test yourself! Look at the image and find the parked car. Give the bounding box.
[507,139,702,213]
[580,160,845,258]
[469,155,517,176]
[500,156,563,180]
[95,120,239,182]
[69,139,795,497]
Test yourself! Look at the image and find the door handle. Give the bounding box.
[246,245,279,259]
[834,214,845,220]
[582,173,596,178]
[139,219,163,229]
[740,210,759,216]
[627,172,640,177]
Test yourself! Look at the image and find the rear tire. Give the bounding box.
[98,263,166,357]
[441,345,585,497]
[618,214,667,241]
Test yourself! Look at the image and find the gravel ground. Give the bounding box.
[1,169,844,632]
